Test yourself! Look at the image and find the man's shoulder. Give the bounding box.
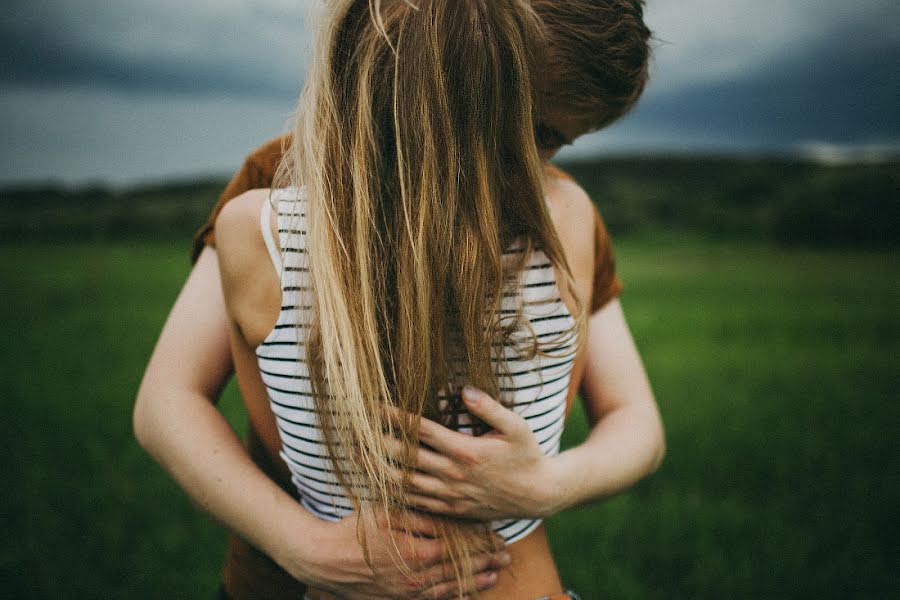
[244,134,291,171]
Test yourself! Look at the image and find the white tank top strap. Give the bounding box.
[259,195,283,276]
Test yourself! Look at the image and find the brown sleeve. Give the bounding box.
[189,134,292,265]
[589,203,623,313]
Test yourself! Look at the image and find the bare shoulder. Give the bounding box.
[214,189,271,245]
[213,188,279,341]
[544,173,596,300]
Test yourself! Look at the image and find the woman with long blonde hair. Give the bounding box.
[136,1,664,598]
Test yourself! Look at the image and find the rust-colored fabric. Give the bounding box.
[193,135,623,599]
[190,135,287,265]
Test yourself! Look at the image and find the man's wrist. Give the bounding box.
[531,455,570,518]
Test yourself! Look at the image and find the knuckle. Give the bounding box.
[447,488,467,501]
[443,464,467,482]
[453,447,480,467]
[510,420,530,438]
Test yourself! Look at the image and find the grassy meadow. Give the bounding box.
[2,227,896,598]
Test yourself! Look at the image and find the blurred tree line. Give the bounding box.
[1,157,897,248]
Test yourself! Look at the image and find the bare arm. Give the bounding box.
[541,297,665,512]
[133,214,505,599]
[394,297,664,519]
[132,247,329,579]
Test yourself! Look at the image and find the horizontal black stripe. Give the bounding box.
[529,313,571,324]
[278,426,324,447]
[274,412,330,429]
[531,413,564,435]
[513,342,575,357]
[283,465,338,487]
[281,453,337,474]
[498,371,569,392]
[522,280,555,289]
[291,469,371,499]
[497,518,539,542]
[294,480,355,511]
[504,356,575,378]
[260,366,310,380]
[508,382,570,409]
[493,517,537,536]
[267,394,317,411]
[281,435,348,461]
[490,329,575,348]
[299,498,343,521]
[523,401,566,423]
[536,419,566,448]
[256,353,308,362]
[274,323,310,329]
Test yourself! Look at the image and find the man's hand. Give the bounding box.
[278,505,510,600]
[386,385,561,521]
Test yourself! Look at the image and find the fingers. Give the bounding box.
[409,470,464,501]
[416,417,481,460]
[396,510,442,538]
[415,568,501,600]
[421,550,511,585]
[460,385,525,437]
[401,535,450,567]
[406,492,456,516]
[383,432,462,480]
[368,505,442,538]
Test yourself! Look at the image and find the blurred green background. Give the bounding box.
[2,157,898,598]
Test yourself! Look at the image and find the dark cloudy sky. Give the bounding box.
[1,0,898,185]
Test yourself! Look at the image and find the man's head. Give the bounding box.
[532,0,652,160]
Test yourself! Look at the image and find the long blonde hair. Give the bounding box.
[273,0,585,594]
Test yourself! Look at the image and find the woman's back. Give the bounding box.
[256,185,577,545]
[215,173,601,599]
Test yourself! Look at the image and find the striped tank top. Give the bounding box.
[255,186,578,544]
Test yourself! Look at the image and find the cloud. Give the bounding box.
[1,0,898,183]
[1,0,316,98]
[643,0,897,94]
[6,0,894,100]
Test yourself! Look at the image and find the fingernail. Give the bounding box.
[462,385,478,403]
[500,553,512,565]
[488,571,498,581]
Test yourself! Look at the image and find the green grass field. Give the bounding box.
[2,233,896,599]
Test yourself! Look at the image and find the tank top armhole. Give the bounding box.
[259,197,283,276]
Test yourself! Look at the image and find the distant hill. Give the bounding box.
[1,157,897,248]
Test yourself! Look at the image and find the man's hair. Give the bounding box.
[535,0,652,129]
